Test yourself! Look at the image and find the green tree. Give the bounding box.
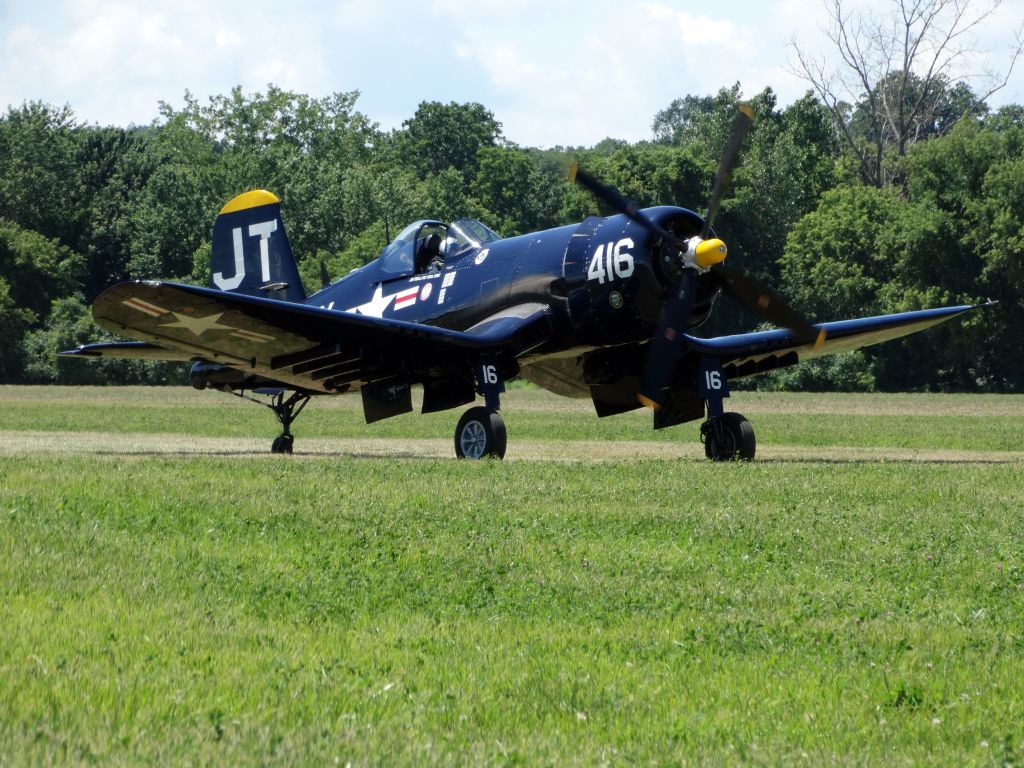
[901,115,1024,389]
[651,84,776,159]
[144,85,378,276]
[413,166,482,225]
[0,220,85,381]
[791,0,1023,188]
[0,102,83,244]
[471,146,563,235]
[780,186,901,320]
[76,126,157,296]
[730,94,839,272]
[778,182,989,390]
[400,101,502,182]
[0,219,84,321]
[0,278,35,381]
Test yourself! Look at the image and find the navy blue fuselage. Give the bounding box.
[304,207,715,357]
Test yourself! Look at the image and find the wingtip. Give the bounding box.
[568,161,578,183]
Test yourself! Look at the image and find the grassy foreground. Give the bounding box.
[1,387,1023,765]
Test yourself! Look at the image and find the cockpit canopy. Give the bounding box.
[378,219,502,277]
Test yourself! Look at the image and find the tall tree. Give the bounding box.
[0,102,83,243]
[471,146,562,236]
[791,0,1023,187]
[0,220,84,380]
[147,86,378,269]
[400,101,502,182]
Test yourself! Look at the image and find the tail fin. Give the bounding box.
[210,190,306,302]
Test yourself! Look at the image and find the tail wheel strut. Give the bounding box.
[268,391,310,454]
[226,388,311,454]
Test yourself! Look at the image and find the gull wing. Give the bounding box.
[685,304,990,379]
[62,281,552,393]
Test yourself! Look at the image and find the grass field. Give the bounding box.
[1,386,1023,765]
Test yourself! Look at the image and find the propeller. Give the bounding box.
[570,104,825,409]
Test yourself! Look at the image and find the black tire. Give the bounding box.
[703,412,755,461]
[454,407,507,459]
[271,435,294,454]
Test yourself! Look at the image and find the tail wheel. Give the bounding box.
[455,407,507,459]
[702,412,755,461]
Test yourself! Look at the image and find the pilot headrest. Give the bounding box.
[422,233,441,254]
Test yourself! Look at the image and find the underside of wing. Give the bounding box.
[686,303,989,379]
[74,281,552,398]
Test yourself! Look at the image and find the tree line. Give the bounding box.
[0,79,1022,391]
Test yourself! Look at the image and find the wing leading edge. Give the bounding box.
[686,303,990,379]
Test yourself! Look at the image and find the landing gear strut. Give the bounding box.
[454,358,508,459]
[698,358,755,461]
[224,388,311,453]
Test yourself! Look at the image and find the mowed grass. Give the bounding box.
[1,387,1023,765]
[3,385,1024,452]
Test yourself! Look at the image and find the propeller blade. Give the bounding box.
[570,108,826,408]
[701,104,754,239]
[637,268,698,409]
[711,264,824,347]
[569,163,688,251]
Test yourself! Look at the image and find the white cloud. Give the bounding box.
[0,0,331,125]
[433,2,784,145]
[0,0,1020,143]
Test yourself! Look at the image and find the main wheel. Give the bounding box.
[454,407,507,459]
[271,434,294,454]
[702,412,755,461]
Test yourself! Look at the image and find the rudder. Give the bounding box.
[210,190,306,302]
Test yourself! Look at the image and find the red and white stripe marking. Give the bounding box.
[122,297,168,317]
[394,287,418,310]
[230,329,275,343]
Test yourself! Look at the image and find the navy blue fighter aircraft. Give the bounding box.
[62,108,985,460]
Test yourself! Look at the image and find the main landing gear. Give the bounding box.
[454,406,507,459]
[701,412,756,461]
[697,359,755,461]
[454,359,508,460]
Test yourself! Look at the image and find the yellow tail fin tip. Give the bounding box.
[219,189,280,215]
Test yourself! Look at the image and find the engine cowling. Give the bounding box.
[561,207,716,344]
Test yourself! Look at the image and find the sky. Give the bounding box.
[1,0,1022,148]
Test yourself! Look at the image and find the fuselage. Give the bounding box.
[305,207,718,360]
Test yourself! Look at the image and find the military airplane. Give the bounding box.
[62,107,986,460]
